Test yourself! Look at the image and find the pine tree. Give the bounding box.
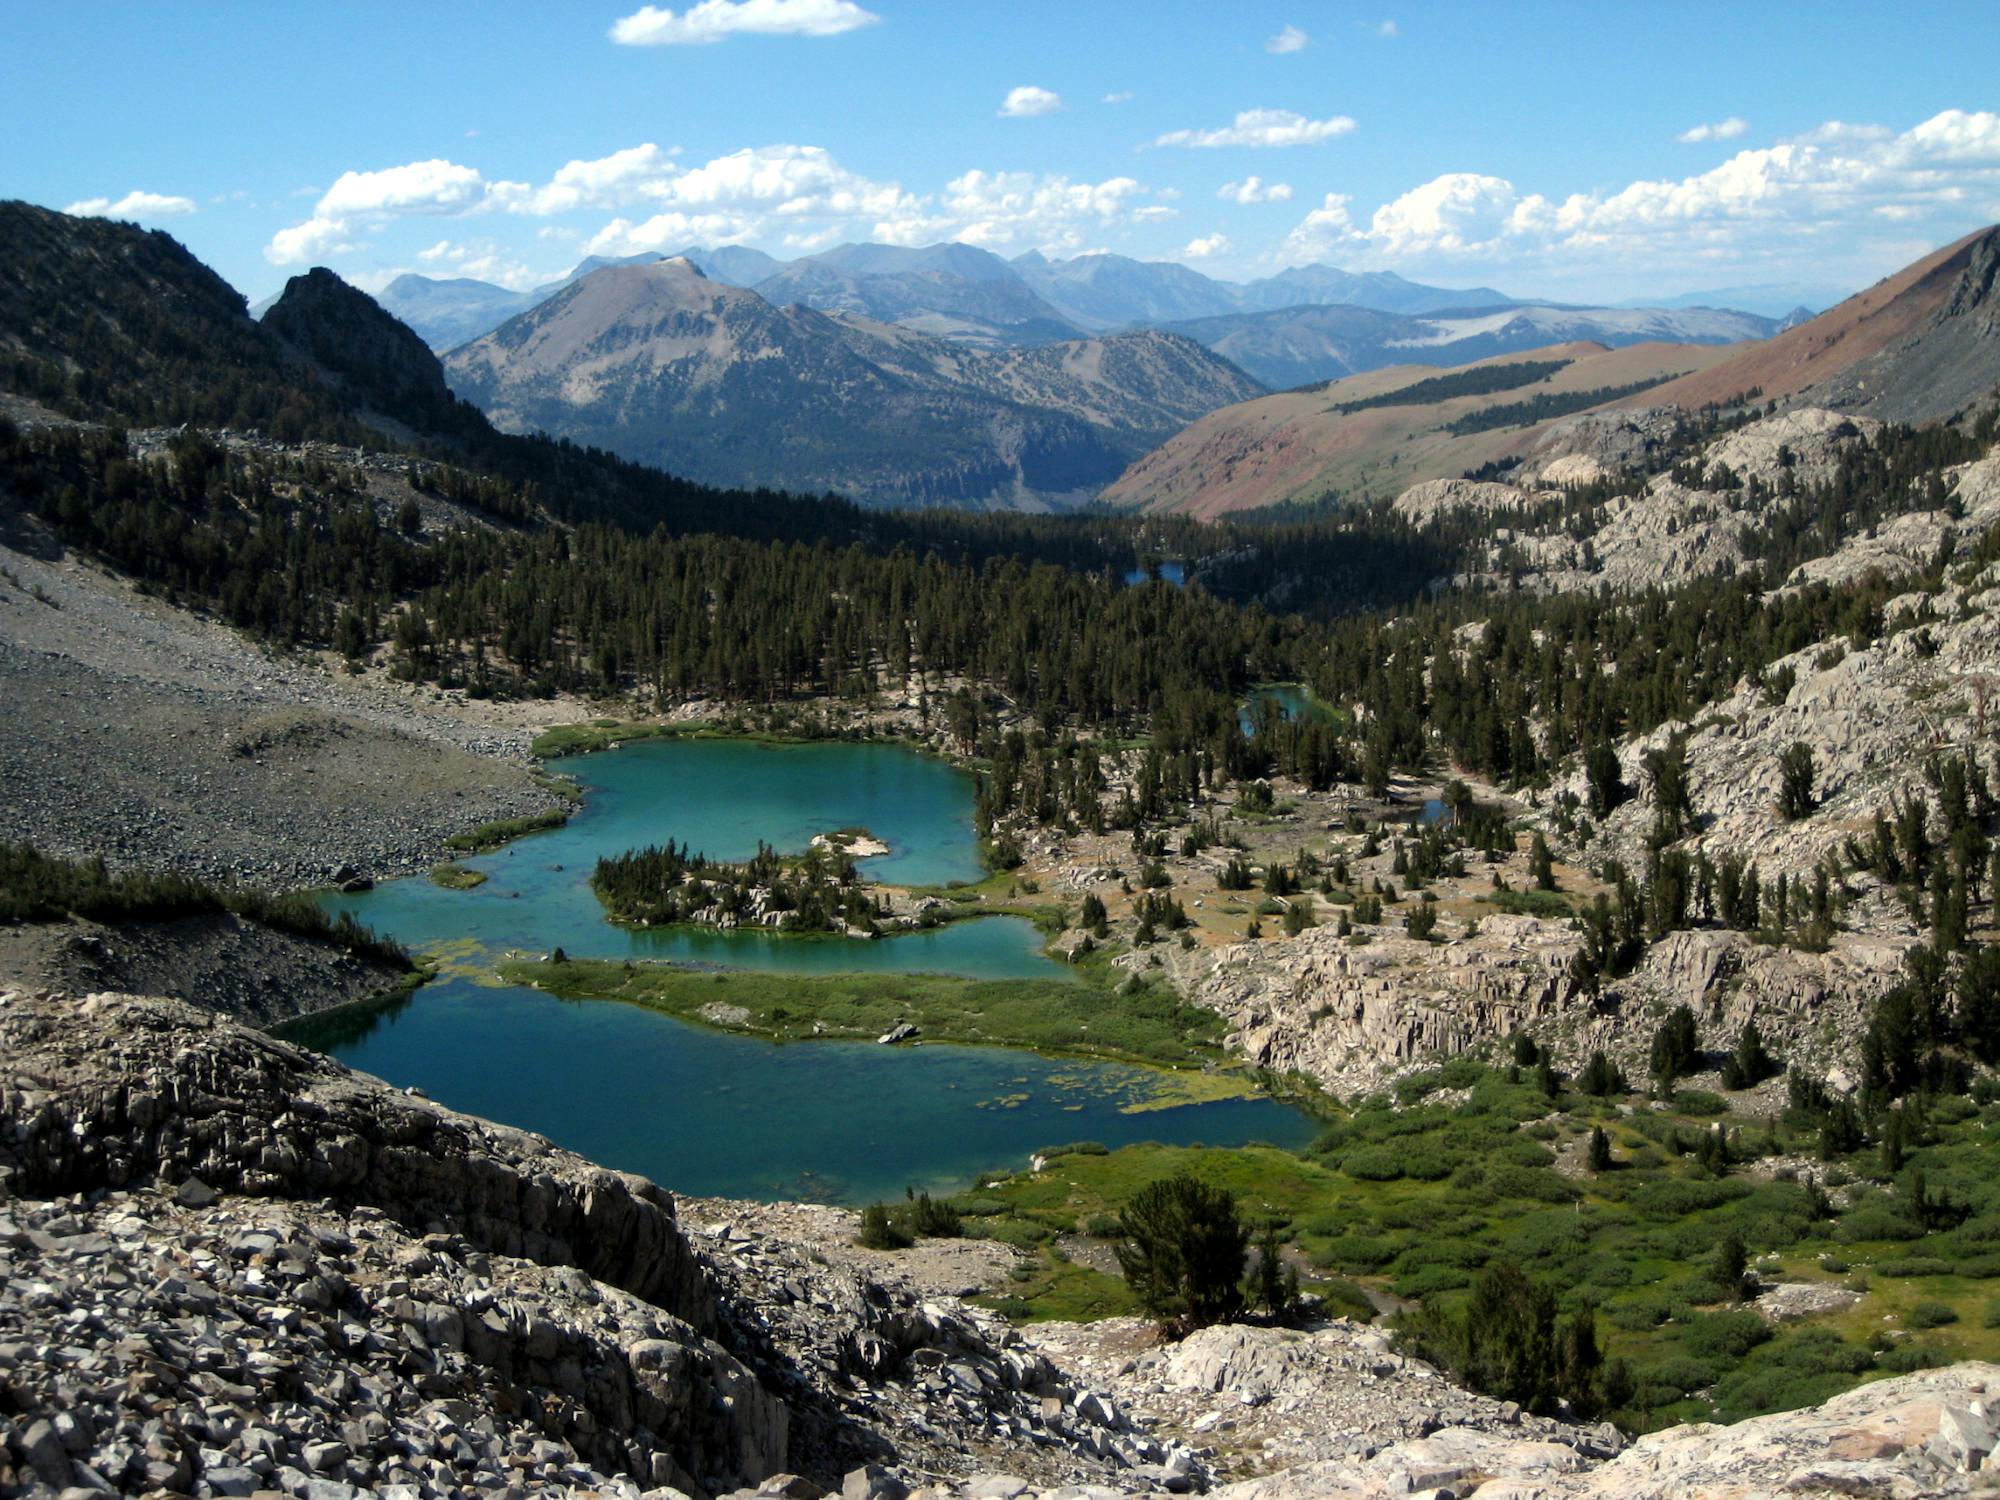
[1777,741,1817,820]
[1649,1005,1699,1092]
[1530,832,1557,891]
[1115,1174,1249,1334]
[1720,1020,1776,1089]
[1586,1126,1613,1172]
[1710,1232,1750,1301]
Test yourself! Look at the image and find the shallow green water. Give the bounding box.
[314,737,1317,1200]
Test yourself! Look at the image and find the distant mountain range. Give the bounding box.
[370,242,1535,354]
[441,257,1265,508]
[363,241,1803,391]
[1148,301,1783,390]
[1108,223,2000,516]
[1612,282,1852,320]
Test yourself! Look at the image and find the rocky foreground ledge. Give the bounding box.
[1,989,1995,1500]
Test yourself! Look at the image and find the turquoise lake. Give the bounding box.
[324,739,1057,979]
[314,738,1317,1202]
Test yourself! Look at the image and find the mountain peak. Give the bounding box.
[263,266,464,433]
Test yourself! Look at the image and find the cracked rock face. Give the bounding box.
[1188,915,1586,1095]
[0,990,716,1330]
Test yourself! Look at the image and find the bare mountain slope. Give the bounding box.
[1617,223,2000,419]
[444,258,1262,509]
[1105,341,1738,517]
[1150,301,1774,391]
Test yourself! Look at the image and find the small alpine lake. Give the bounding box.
[314,736,1317,1202]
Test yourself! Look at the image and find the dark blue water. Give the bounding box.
[304,979,1316,1203]
[1124,560,1189,587]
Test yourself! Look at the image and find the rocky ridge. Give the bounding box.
[0,990,1167,1498]
[0,911,406,1030]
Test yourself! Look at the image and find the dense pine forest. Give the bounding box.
[4,405,1990,816]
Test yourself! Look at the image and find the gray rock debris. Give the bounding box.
[0,988,1162,1497]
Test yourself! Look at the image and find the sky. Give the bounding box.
[6,1,1999,306]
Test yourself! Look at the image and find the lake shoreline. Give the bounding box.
[497,951,1250,1084]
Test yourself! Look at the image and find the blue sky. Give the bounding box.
[6,1,1998,304]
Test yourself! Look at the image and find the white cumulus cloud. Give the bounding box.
[1183,234,1231,258]
[938,170,1149,248]
[1369,172,1521,255]
[521,144,680,215]
[1678,116,1749,144]
[1000,86,1062,118]
[1155,109,1356,149]
[1102,91,1134,105]
[64,190,196,220]
[664,144,916,219]
[266,216,355,265]
[586,212,761,255]
[267,158,524,264]
[317,159,505,218]
[1277,108,2000,284]
[1219,176,1293,204]
[1265,24,1307,54]
[610,0,878,46]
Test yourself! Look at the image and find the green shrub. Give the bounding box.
[1648,1355,1720,1393]
[1401,1150,1458,1182]
[1399,1238,1489,1271]
[1498,1138,1557,1169]
[1393,1264,1473,1298]
[1875,1256,1955,1279]
[1879,1344,1947,1373]
[1608,1299,1670,1332]
[1318,1234,1398,1271]
[1907,1301,1959,1329]
[1674,1090,1728,1117]
[1710,1330,1876,1420]
[1632,1178,1750,1218]
[1486,1165,1579,1204]
[1836,1204,1926,1242]
[856,1203,913,1250]
[1342,1145,1406,1181]
[1680,1309,1774,1361]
